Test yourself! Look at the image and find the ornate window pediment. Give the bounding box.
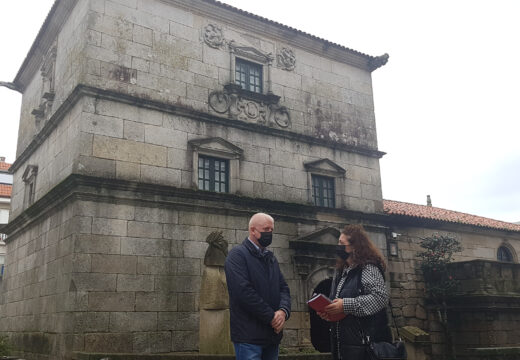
[304,159,346,177]
[188,137,243,159]
[229,41,273,64]
[290,226,340,280]
[295,227,341,245]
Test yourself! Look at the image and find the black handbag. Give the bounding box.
[366,339,407,360]
[359,302,407,360]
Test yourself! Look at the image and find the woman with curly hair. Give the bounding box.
[318,224,392,360]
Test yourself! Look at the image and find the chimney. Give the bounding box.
[427,195,432,207]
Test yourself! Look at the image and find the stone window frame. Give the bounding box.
[235,57,263,93]
[497,242,516,263]
[304,159,346,209]
[188,137,243,195]
[229,41,274,95]
[22,165,38,209]
[197,155,230,193]
[311,174,335,208]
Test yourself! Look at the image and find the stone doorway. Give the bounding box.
[309,278,333,352]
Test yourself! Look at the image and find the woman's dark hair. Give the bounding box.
[342,224,386,271]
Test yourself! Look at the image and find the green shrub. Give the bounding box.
[0,335,12,356]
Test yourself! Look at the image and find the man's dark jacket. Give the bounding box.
[225,238,291,345]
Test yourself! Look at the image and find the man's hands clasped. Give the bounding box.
[271,310,286,334]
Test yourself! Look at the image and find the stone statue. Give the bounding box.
[204,230,228,266]
[199,231,234,354]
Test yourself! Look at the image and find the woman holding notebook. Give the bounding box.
[317,224,392,360]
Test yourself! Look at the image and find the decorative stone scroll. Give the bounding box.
[209,84,291,129]
[277,47,296,71]
[203,23,225,49]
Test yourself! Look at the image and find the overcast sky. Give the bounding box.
[1,1,519,222]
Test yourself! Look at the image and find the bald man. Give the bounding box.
[225,213,291,360]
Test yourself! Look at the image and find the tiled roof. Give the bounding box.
[383,199,520,233]
[208,0,375,59]
[0,160,11,171]
[0,184,12,198]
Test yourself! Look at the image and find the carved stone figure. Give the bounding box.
[203,23,225,49]
[199,231,234,354]
[277,47,296,71]
[204,230,228,266]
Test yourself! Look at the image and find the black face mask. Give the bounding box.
[335,244,350,260]
[258,231,273,247]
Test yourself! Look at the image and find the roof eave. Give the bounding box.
[175,0,389,71]
[12,0,79,92]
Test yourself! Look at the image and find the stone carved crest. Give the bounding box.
[209,86,291,129]
[203,23,225,49]
[277,47,296,71]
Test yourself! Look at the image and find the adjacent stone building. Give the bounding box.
[383,199,520,358]
[0,0,389,358]
[1,1,519,359]
[0,157,13,281]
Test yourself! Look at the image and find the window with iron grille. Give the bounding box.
[235,58,263,93]
[198,155,229,193]
[497,246,514,262]
[312,175,335,208]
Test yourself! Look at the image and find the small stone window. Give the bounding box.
[235,58,263,93]
[189,137,243,195]
[198,155,229,193]
[312,175,335,208]
[22,165,38,209]
[304,159,346,209]
[497,245,515,263]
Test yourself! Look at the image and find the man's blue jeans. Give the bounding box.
[234,342,279,360]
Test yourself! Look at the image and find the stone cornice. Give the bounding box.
[2,174,389,241]
[10,84,385,173]
[13,0,79,92]
[13,0,387,92]
[165,0,388,72]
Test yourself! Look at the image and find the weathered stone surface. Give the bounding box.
[199,267,228,310]
[88,291,135,311]
[133,331,172,353]
[116,274,154,292]
[199,309,234,354]
[136,292,177,311]
[91,254,137,274]
[121,237,170,256]
[84,333,133,353]
[109,312,158,332]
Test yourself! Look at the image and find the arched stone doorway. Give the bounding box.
[309,277,333,352]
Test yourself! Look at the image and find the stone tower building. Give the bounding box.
[0,0,389,358]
